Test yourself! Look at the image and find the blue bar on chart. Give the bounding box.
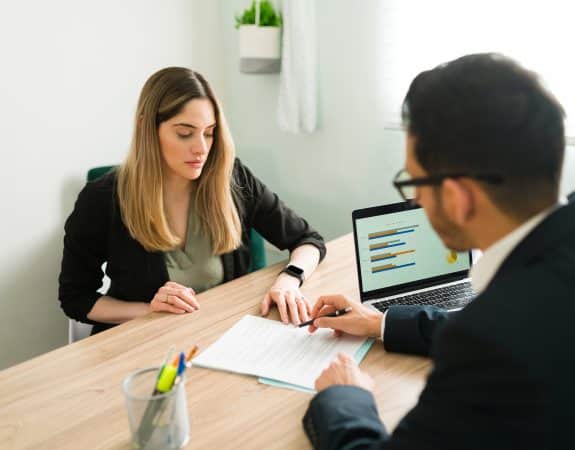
[371,262,416,274]
[369,239,406,252]
[368,225,419,240]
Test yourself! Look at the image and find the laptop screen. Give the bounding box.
[352,202,472,299]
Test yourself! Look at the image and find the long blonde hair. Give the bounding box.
[117,67,242,254]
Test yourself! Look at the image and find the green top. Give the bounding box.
[164,200,224,293]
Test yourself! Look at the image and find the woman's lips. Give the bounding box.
[186,161,203,168]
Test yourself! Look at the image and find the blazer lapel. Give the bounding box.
[495,201,575,278]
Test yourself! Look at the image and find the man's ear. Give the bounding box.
[442,178,474,225]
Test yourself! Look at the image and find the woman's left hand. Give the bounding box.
[261,273,311,325]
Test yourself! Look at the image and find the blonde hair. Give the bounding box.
[117,67,242,254]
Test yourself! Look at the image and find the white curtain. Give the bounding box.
[277,0,317,134]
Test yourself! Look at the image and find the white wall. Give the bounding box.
[1,0,573,369]
[220,0,407,248]
[0,0,224,369]
[219,0,575,250]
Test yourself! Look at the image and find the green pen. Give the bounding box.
[153,346,175,395]
[155,364,178,393]
[137,345,177,447]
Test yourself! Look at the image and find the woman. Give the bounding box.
[59,67,325,335]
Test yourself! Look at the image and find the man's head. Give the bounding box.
[400,53,565,250]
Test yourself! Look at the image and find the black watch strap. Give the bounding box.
[279,264,305,287]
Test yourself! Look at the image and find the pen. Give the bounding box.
[298,306,353,328]
[152,346,175,395]
[138,346,198,447]
[137,346,177,446]
[184,345,199,369]
[155,363,178,394]
[173,345,200,390]
[170,352,187,389]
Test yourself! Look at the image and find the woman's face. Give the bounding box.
[158,98,216,182]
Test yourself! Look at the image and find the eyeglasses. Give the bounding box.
[392,169,504,203]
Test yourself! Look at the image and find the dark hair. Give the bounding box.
[402,53,565,219]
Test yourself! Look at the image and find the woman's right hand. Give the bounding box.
[150,281,200,314]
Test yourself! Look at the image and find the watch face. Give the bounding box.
[287,265,304,275]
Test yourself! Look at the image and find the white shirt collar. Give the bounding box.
[470,201,564,294]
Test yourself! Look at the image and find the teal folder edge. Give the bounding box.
[258,338,375,394]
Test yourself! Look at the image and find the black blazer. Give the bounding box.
[304,198,575,450]
[59,158,326,334]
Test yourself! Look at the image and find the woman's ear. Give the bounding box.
[442,178,474,226]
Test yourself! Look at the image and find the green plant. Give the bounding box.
[235,0,282,28]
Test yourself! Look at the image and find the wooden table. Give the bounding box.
[0,234,431,449]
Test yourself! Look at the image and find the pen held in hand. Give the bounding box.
[298,306,353,328]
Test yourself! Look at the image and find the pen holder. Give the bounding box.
[123,367,190,449]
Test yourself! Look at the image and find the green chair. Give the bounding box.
[87,165,116,182]
[247,231,266,272]
[87,165,267,272]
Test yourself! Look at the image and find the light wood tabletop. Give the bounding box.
[0,234,431,450]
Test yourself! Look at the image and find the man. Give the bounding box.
[303,53,574,450]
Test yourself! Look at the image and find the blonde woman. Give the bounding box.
[59,67,325,335]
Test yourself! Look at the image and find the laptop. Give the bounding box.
[352,201,475,314]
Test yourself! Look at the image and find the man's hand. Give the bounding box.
[308,295,383,338]
[315,353,375,392]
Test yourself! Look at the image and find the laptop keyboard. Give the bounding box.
[372,282,475,313]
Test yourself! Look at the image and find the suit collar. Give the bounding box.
[494,199,575,279]
[470,206,554,294]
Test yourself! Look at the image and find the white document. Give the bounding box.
[193,315,369,390]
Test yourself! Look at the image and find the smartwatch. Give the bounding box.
[279,264,305,287]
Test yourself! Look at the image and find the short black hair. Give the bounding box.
[402,53,565,219]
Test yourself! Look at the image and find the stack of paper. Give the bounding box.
[193,315,374,392]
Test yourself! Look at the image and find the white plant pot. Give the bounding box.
[239,25,281,73]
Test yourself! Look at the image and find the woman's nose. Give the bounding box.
[191,135,209,154]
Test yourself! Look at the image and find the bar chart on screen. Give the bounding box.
[355,208,469,292]
[367,224,418,275]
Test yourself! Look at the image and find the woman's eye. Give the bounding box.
[176,130,213,139]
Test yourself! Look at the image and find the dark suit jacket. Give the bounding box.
[59,158,326,334]
[304,198,575,450]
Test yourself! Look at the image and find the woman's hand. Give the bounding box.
[150,281,200,314]
[261,273,311,325]
[315,352,375,392]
